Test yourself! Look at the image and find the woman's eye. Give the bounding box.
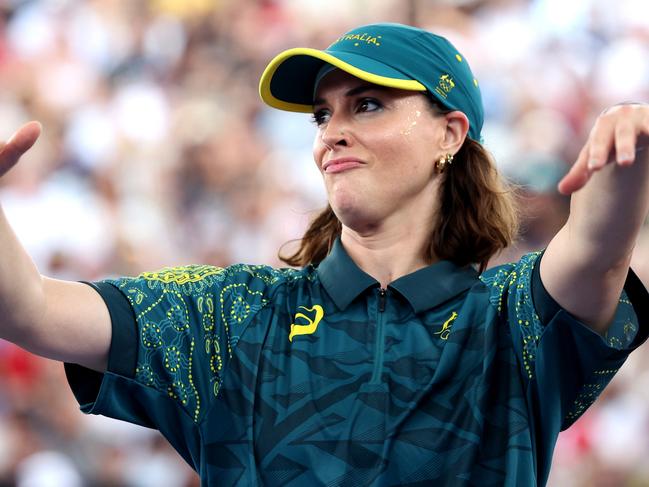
[358,98,382,112]
[311,98,381,126]
[311,109,330,126]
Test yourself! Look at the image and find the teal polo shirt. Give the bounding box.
[66,239,649,486]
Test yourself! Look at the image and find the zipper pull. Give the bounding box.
[378,288,387,312]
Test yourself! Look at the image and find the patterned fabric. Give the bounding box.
[65,241,649,486]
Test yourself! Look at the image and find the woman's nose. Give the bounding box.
[320,115,352,149]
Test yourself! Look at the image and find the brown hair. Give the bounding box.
[430,138,519,272]
[279,109,519,273]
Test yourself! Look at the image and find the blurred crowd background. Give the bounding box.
[0,0,647,485]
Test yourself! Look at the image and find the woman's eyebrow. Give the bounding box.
[313,84,388,106]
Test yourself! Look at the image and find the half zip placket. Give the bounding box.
[370,288,387,384]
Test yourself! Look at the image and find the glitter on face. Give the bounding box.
[400,106,423,136]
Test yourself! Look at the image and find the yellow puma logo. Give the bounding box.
[435,312,458,340]
[289,305,324,342]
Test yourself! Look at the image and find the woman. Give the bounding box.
[0,23,647,486]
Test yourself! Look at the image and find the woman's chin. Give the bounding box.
[331,204,382,234]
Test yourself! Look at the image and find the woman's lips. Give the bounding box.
[323,158,364,173]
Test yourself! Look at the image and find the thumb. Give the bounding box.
[0,121,42,177]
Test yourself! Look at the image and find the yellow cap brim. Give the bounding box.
[259,47,426,113]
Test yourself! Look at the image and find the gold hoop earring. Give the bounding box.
[435,153,454,173]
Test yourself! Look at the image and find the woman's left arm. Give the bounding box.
[541,103,649,334]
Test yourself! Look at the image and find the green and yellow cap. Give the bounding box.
[259,22,484,141]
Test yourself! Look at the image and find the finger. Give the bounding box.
[558,144,592,195]
[6,121,42,156]
[0,121,42,175]
[587,117,615,170]
[614,110,637,165]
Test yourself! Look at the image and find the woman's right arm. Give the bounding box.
[0,122,111,372]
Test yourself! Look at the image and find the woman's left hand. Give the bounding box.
[558,103,649,195]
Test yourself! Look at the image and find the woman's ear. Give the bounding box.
[441,111,470,153]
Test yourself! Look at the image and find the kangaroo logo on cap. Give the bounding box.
[434,74,455,99]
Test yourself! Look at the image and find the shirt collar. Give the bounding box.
[389,260,479,313]
[316,238,479,313]
[317,239,379,311]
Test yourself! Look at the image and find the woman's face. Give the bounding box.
[312,69,448,233]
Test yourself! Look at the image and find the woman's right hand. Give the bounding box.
[0,121,42,178]
[0,120,112,372]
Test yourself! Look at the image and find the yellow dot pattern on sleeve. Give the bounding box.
[140,265,226,285]
[565,368,617,422]
[142,323,163,348]
[220,283,267,358]
[480,252,544,381]
[111,264,277,424]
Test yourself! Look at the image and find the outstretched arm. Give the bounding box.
[541,103,649,334]
[0,122,111,371]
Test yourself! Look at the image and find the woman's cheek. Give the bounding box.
[399,109,423,137]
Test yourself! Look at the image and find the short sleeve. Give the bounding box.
[65,265,273,466]
[480,252,649,431]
